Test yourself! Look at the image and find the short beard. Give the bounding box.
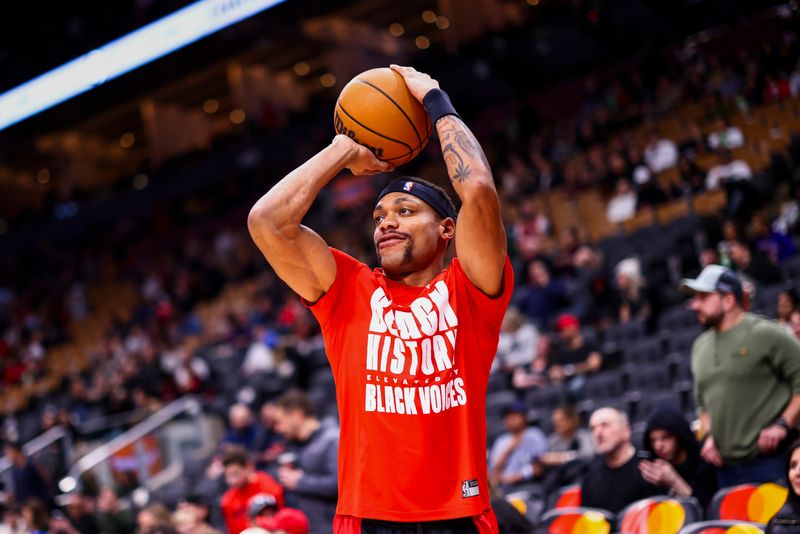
[700,311,723,329]
[376,239,414,268]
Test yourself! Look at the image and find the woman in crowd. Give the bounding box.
[766,440,800,532]
[777,288,799,334]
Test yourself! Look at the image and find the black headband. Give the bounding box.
[376,179,456,220]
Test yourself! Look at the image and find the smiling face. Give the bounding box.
[373,192,454,278]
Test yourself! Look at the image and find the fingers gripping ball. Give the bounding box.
[334,67,432,166]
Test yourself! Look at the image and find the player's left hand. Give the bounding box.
[278,466,304,490]
[758,424,788,454]
[390,65,440,102]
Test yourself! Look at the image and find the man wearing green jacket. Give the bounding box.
[684,265,800,487]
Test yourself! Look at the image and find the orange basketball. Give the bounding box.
[334,67,432,166]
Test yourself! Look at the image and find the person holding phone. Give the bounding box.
[638,406,718,508]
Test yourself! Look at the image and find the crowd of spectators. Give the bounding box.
[5,4,800,533]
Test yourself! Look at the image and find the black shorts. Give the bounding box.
[360,517,480,534]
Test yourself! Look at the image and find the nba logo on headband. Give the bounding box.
[403,181,414,192]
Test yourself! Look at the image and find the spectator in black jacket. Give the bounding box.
[766,439,800,532]
[639,406,718,508]
[581,407,663,513]
[273,390,338,534]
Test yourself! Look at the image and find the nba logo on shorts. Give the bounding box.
[461,479,480,498]
[403,181,414,191]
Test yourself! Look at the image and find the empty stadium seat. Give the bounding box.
[630,224,672,256]
[678,520,765,534]
[625,362,672,391]
[658,306,698,333]
[708,483,788,523]
[525,385,568,411]
[618,496,704,534]
[752,283,785,316]
[605,320,646,345]
[781,254,800,283]
[486,390,519,418]
[553,485,582,508]
[632,389,682,422]
[623,336,664,365]
[584,371,626,400]
[666,329,702,355]
[537,507,615,534]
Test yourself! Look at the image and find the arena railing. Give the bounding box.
[58,396,218,495]
[0,425,74,490]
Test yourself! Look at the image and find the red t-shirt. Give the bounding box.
[307,249,513,521]
[220,471,285,534]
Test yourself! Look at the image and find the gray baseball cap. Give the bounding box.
[681,265,743,302]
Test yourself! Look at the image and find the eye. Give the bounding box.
[374,215,384,223]
[399,208,412,215]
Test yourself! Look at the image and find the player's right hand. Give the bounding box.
[333,135,394,176]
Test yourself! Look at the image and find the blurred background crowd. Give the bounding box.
[4,0,800,532]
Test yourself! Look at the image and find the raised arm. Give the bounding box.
[247,135,391,302]
[391,65,506,296]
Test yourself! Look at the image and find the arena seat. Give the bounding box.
[622,336,664,366]
[677,520,765,534]
[618,496,703,534]
[583,371,625,400]
[632,389,682,422]
[781,254,800,283]
[708,483,788,522]
[596,234,636,268]
[658,306,698,334]
[525,385,568,412]
[666,329,702,355]
[630,224,672,255]
[752,283,784,316]
[605,320,646,346]
[625,362,672,391]
[552,485,582,509]
[485,390,519,418]
[537,507,615,534]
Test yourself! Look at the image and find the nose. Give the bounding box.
[378,213,398,232]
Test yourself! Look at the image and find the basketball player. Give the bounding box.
[248,65,511,533]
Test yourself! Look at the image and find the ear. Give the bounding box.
[439,217,455,241]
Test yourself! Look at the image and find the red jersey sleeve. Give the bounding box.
[449,255,514,334]
[302,248,363,324]
[303,248,369,370]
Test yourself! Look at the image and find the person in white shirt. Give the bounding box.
[644,132,678,173]
[707,117,745,151]
[606,178,637,224]
[494,307,540,372]
[706,151,752,190]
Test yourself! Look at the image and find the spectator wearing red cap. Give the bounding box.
[548,314,602,399]
[220,446,285,534]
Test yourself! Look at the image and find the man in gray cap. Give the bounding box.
[684,264,800,486]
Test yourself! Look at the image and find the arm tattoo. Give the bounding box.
[442,143,471,182]
[437,117,491,183]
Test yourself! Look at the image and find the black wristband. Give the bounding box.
[775,417,791,431]
[422,88,460,124]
